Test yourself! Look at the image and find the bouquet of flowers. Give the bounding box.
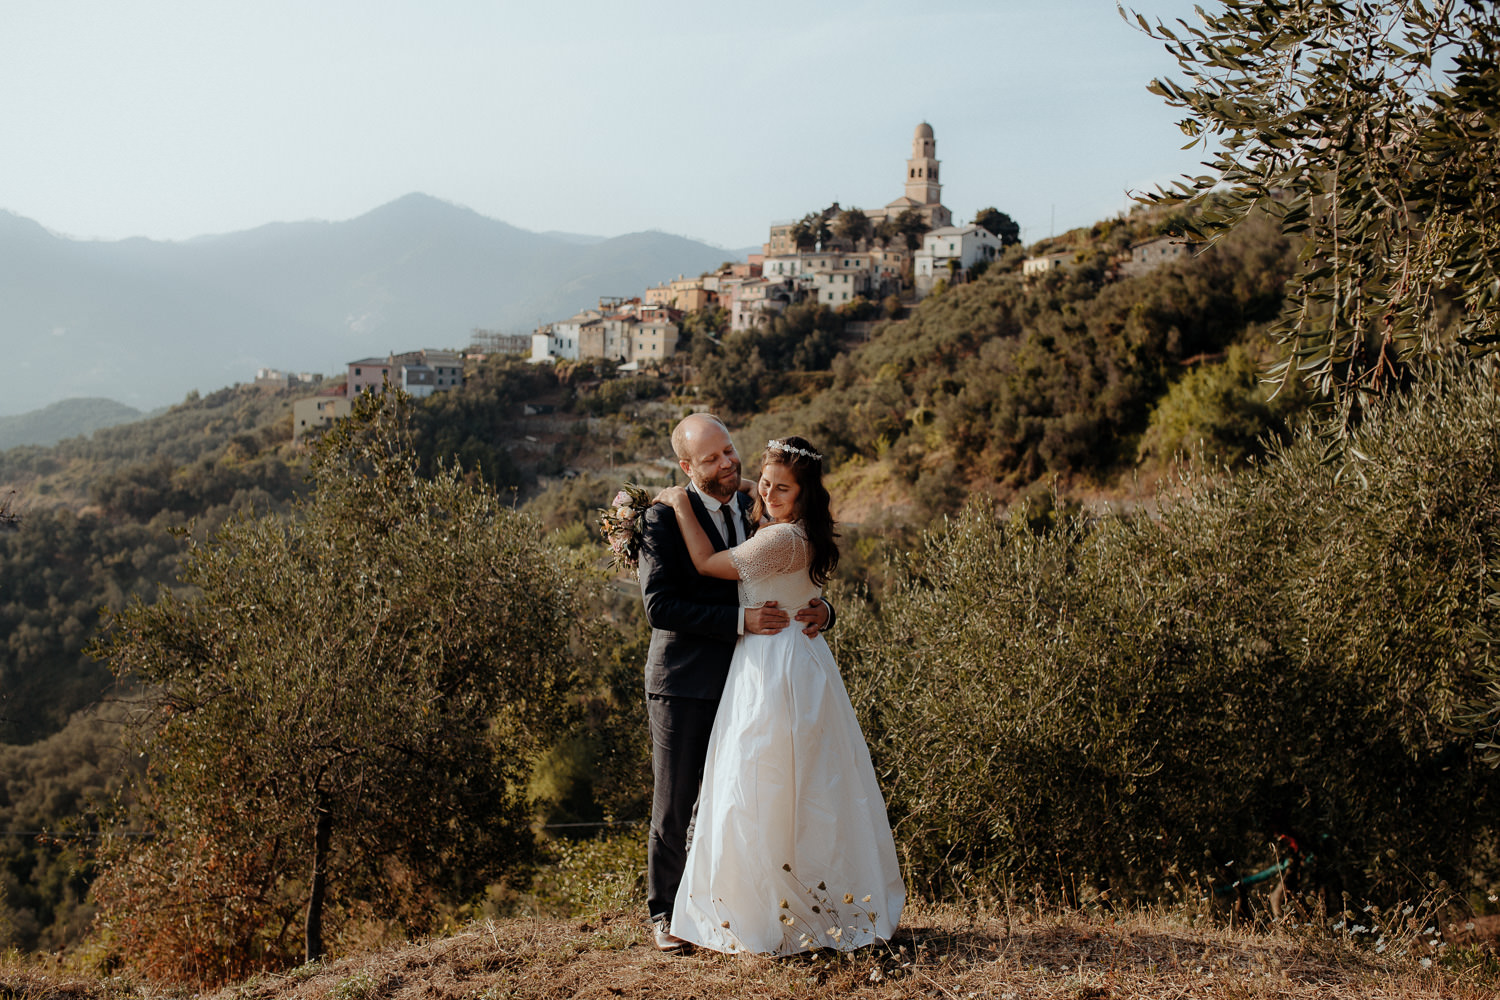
[599,483,652,572]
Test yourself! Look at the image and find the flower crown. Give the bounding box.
[766,439,823,463]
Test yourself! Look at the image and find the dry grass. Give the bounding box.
[824,456,912,525]
[4,904,1498,1000]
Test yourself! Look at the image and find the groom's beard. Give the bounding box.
[694,463,741,503]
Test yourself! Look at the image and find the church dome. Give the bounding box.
[915,122,934,139]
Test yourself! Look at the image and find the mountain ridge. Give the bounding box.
[0,397,144,450]
[0,195,741,416]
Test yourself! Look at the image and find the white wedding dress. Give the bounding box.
[671,521,905,955]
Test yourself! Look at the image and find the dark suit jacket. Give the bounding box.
[639,489,753,701]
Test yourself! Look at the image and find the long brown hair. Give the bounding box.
[752,436,839,586]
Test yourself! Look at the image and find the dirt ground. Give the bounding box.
[5,904,1496,1000]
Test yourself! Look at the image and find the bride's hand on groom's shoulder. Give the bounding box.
[652,485,688,509]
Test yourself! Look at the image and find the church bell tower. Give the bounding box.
[904,122,941,207]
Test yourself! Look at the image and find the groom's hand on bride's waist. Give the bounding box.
[794,598,831,637]
[744,602,789,634]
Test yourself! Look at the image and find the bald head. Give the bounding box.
[671,413,741,502]
[671,413,729,461]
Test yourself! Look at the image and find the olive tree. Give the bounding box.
[836,362,1500,906]
[973,207,1021,246]
[833,207,873,246]
[91,390,599,985]
[792,211,833,252]
[894,208,931,251]
[1129,0,1500,414]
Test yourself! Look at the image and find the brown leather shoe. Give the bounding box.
[653,922,691,953]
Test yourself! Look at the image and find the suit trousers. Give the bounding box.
[646,692,720,923]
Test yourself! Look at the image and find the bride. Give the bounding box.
[655,436,904,955]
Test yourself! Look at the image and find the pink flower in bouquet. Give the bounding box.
[599,482,652,572]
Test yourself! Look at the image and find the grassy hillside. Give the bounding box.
[715,210,1305,518]
[0,385,307,746]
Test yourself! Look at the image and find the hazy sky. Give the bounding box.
[1,0,1212,250]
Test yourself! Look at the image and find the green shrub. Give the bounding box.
[1136,340,1309,469]
[527,827,647,916]
[837,362,1500,906]
[579,377,667,417]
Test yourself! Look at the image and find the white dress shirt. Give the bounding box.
[688,480,746,635]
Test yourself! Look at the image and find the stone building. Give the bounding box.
[254,368,323,390]
[730,277,797,331]
[292,394,353,442]
[913,224,1005,295]
[1022,251,1073,280]
[1120,234,1201,277]
[346,350,464,398]
[346,357,393,396]
[530,300,681,365]
[632,321,680,362]
[390,349,464,396]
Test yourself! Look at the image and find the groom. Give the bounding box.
[637,413,831,952]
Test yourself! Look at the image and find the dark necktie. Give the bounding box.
[720,503,737,548]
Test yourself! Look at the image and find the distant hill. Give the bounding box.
[536,230,610,245]
[0,397,143,450]
[0,194,741,415]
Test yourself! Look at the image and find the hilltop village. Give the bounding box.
[530,122,997,366]
[277,122,1195,440]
